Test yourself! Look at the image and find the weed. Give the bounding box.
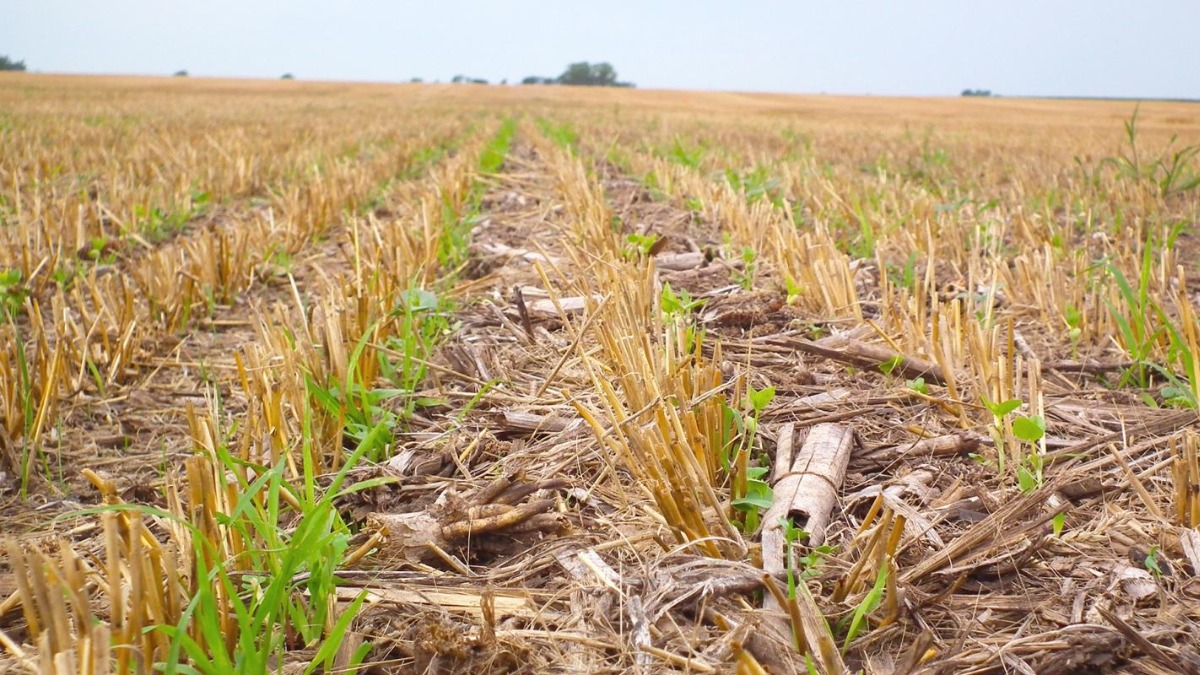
[734,245,758,290]
[535,117,579,152]
[981,397,1020,473]
[840,563,888,651]
[306,286,452,457]
[134,203,197,243]
[438,118,516,270]
[878,355,904,376]
[1105,256,1163,388]
[477,117,517,176]
[886,250,920,291]
[153,416,387,672]
[725,165,783,207]
[1099,106,1200,196]
[667,137,704,169]
[1052,512,1067,536]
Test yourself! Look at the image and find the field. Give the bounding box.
[2,74,1200,674]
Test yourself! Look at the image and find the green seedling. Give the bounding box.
[1144,545,1163,578]
[735,246,758,290]
[382,287,454,419]
[1013,414,1046,493]
[983,397,1021,419]
[435,119,515,272]
[878,356,904,376]
[660,282,704,317]
[624,232,660,259]
[1156,303,1200,410]
[1105,255,1163,389]
[668,137,704,169]
[840,562,889,651]
[1064,303,1083,345]
[982,397,1022,477]
[477,117,516,175]
[82,235,118,263]
[732,465,774,533]
[725,165,783,207]
[0,268,28,318]
[726,384,776,532]
[784,276,803,306]
[154,419,388,673]
[535,117,578,152]
[1099,106,1200,196]
[779,520,834,598]
[886,250,920,291]
[134,204,193,243]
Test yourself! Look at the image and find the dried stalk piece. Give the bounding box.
[760,422,855,670]
[525,295,598,318]
[857,432,983,469]
[763,422,857,550]
[787,337,946,384]
[654,250,707,271]
[501,411,581,434]
[368,490,564,564]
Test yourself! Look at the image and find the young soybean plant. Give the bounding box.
[982,396,1046,492]
[726,383,776,533]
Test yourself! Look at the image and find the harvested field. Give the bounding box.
[2,74,1200,673]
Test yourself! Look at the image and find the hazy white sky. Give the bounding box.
[3,1,1198,98]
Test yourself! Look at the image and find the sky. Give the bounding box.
[3,1,1199,99]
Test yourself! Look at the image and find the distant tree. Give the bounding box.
[961,89,992,97]
[557,62,595,86]
[410,77,424,83]
[0,55,27,72]
[173,69,189,77]
[281,73,294,80]
[452,74,488,85]
[522,62,634,88]
[590,62,616,86]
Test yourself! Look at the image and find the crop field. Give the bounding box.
[2,75,1200,674]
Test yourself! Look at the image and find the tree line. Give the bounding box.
[521,61,633,87]
[452,62,634,88]
[1,55,635,89]
[0,55,26,72]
